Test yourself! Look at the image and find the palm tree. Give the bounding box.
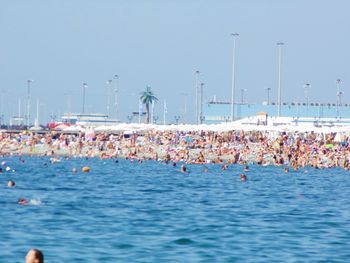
[140,86,158,123]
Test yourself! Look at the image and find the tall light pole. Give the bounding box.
[106,80,112,116]
[18,97,22,125]
[35,98,40,127]
[265,87,271,105]
[304,83,311,117]
[230,33,239,121]
[194,70,200,124]
[26,79,33,127]
[277,42,284,117]
[336,79,343,118]
[200,83,204,124]
[82,83,88,114]
[114,74,119,119]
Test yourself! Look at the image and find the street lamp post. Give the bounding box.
[26,79,33,127]
[336,79,343,118]
[18,98,22,125]
[304,83,311,117]
[200,83,204,124]
[106,80,112,116]
[35,98,40,127]
[194,70,200,124]
[82,83,88,114]
[114,75,119,119]
[277,42,284,117]
[230,33,239,121]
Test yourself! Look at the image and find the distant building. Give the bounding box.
[203,101,350,124]
[60,113,120,126]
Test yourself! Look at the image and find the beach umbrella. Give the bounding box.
[94,126,111,132]
[29,126,43,131]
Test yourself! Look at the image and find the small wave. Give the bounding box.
[116,243,134,249]
[173,238,195,245]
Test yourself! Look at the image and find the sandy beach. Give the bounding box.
[1,127,348,169]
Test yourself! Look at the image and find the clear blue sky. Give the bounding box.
[0,0,349,123]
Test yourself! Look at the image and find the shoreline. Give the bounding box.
[0,128,347,170]
[0,144,322,169]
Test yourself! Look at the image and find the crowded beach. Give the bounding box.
[1,119,350,170]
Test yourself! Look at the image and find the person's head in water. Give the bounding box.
[284,167,289,173]
[18,197,28,205]
[221,164,228,170]
[7,180,15,187]
[26,248,44,263]
[180,165,186,173]
[244,166,249,171]
[240,174,247,182]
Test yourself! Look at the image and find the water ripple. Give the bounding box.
[0,157,349,262]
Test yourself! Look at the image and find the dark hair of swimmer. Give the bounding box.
[26,248,44,263]
[7,180,15,187]
[240,174,247,182]
[180,165,186,173]
[18,198,28,205]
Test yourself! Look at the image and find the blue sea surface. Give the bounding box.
[1,157,350,262]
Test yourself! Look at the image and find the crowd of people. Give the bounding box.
[0,129,349,170]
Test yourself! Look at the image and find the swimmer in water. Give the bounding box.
[221,164,228,171]
[240,174,247,182]
[180,165,186,173]
[7,180,15,187]
[18,198,29,205]
[244,166,249,171]
[26,248,44,263]
[284,167,289,173]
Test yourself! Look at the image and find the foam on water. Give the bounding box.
[29,198,42,206]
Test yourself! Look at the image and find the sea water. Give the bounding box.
[1,157,350,262]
